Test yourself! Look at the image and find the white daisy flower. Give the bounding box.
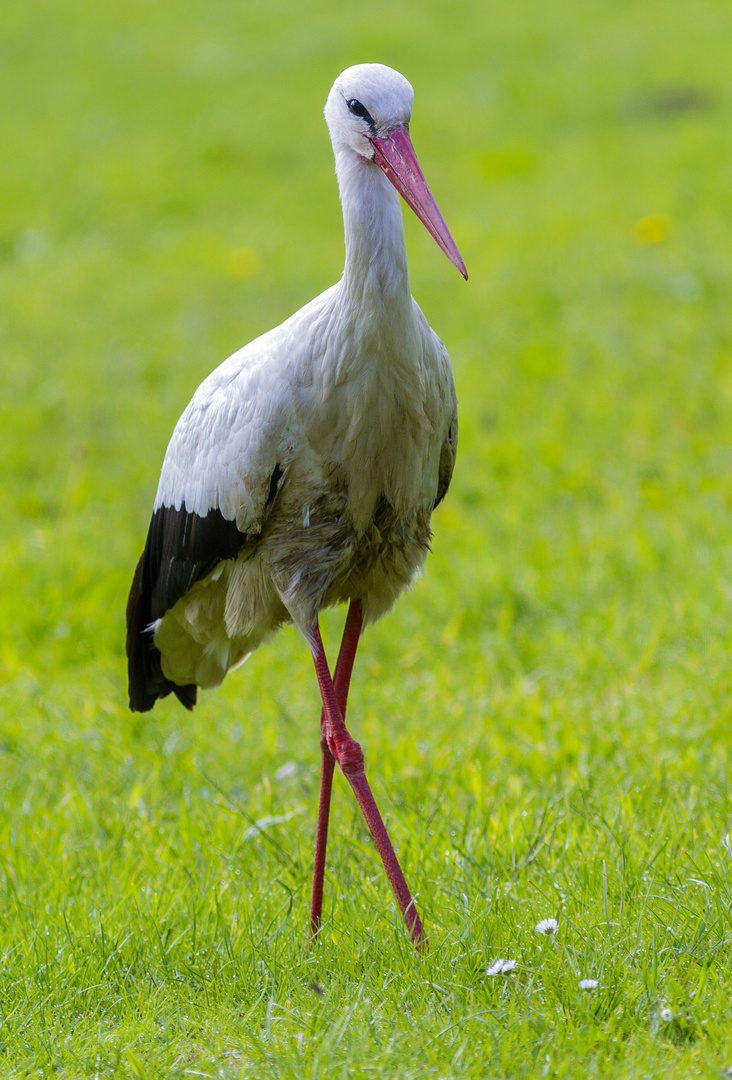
[486,958,518,976]
[578,978,598,990]
[660,1007,673,1022]
[534,917,558,935]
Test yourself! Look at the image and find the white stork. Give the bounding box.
[126,63,467,949]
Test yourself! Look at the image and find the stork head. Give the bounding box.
[324,63,467,280]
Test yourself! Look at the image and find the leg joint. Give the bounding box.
[332,734,364,776]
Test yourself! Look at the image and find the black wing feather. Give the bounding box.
[126,505,245,712]
[434,424,457,509]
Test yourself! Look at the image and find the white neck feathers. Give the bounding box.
[335,147,411,313]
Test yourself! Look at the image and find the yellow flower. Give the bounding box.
[633,214,669,244]
[227,247,260,277]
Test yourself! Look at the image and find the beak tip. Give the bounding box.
[450,252,468,280]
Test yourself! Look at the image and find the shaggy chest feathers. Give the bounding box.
[149,321,455,692]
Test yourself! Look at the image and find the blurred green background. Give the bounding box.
[2,0,732,1076]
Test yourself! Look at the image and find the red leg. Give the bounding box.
[309,750,336,937]
[309,613,425,950]
[310,600,363,936]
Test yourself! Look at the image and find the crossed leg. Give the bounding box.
[309,599,362,937]
[308,599,424,948]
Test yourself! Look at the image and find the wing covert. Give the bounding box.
[126,332,297,712]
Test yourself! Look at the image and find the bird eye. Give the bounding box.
[347,99,370,119]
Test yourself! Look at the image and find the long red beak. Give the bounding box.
[372,126,467,280]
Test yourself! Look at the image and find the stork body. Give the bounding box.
[127,64,466,947]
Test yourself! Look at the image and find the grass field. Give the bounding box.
[2,0,732,1075]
